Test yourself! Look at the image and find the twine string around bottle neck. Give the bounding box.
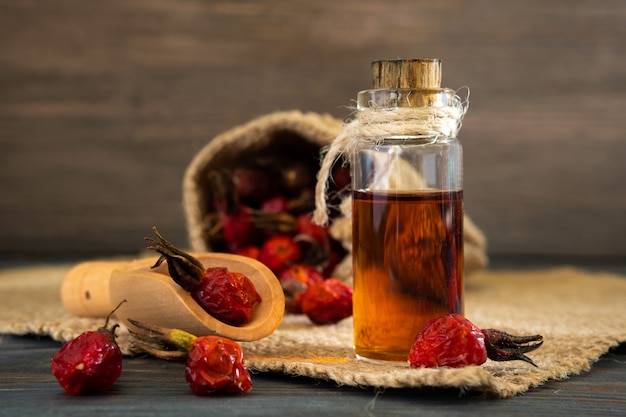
[312,88,469,226]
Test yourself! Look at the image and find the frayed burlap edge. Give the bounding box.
[1,263,625,398]
[181,110,488,280]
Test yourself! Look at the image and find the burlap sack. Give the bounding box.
[182,110,488,279]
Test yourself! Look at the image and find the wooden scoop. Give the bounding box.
[61,253,285,342]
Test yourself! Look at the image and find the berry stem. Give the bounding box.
[145,226,205,291]
[104,299,127,329]
[482,328,544,367]
[128,318,197,361]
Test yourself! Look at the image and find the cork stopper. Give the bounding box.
[371,59,442,89]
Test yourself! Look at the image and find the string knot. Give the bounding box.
[313,88,469,226]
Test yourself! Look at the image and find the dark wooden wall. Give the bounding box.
[2,0,625,258]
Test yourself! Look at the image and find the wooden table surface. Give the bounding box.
[1,257,625,417]
[1,335,625,417]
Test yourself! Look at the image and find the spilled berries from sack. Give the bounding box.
[146,227,261,326]
[128,319,252,395]
[295,213,329,244]
[278,264,325,313]
[50,300,126,395]
[408,313,543,368]
[299,278,353,325]
[258,235,302,274]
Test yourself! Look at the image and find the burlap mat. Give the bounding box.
[1,263,625,398]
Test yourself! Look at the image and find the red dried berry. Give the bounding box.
[295,213,329,244]
[51,302,125,395]
[194,268,262,325]
[128,320,252,396]
[146,227,261,326]
[235,246,261,260]
[300,278,353,324]
[258,235,302,274]
[408,314,544,368]
[278,264,325,313]
[185,336,253,395]
[408,314,486,368]
[260,195,289,213]
[219,205,258,253]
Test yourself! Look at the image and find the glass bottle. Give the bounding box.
[351,59,465,363]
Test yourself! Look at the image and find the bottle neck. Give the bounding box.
[356,88,458,110]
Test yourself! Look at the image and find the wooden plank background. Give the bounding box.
[1,0,625,258]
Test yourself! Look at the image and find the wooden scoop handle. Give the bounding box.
[61,260,131,317]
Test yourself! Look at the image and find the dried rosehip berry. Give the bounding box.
[300,278,353,324]
[408,313,486,368]
[146,227,261,326]
[408,314,543,368]
[260,195,289,213]
[51,301,125,395]
[128,319,253,396]
[235,245,261,260]
[219,205,258,253]
[295,213,329,244]
[258,234,302,274]
[186,335,252,395]
[278,264,325,313]
[198,268,263,325]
